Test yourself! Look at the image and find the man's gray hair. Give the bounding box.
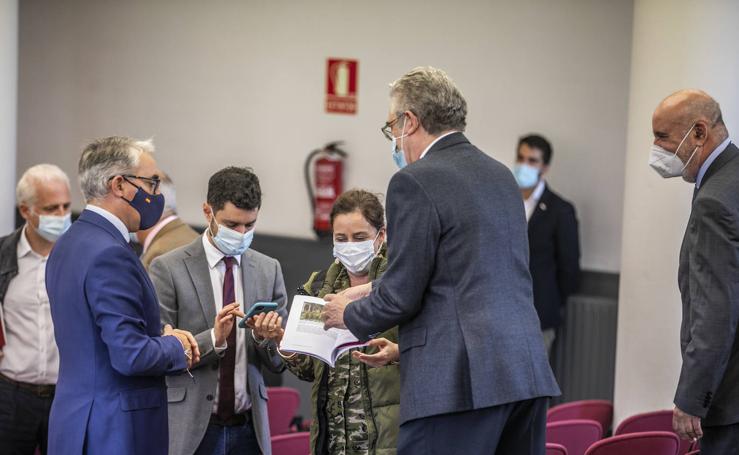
[159,172,177,214]
[16,164,71,205]
[78,136,155,202]
[389,66,467,134]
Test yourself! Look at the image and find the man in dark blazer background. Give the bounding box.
[513,134,581,354]
[323,67,560,454]
[650,89,739,454]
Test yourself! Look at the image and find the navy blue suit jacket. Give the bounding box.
[344,133,560,424]
[46,209,186,454]
[528,185,580,330]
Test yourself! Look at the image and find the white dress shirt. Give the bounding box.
[201,234,251,413]
[0,227,59,384]
[696,137,731,189]
[85,204,130,242]
[524,179,546,222]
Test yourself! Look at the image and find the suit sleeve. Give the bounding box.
[86,248,186,376]
[674,196,739,417]
[149,257,220,368]
[555,202,581,300]
[344,170,441,341]
[254,258,288,374]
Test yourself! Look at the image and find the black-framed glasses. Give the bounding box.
[381,116,401,141]
[111,174,161,194]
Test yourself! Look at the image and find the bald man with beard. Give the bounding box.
[650,89,739,454]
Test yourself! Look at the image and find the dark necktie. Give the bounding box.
[216,256,236,419]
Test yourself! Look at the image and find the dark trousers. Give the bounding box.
[0,377,54,455]
[397,397,548,455]
[195,416,261,455]
[701,421,739,455]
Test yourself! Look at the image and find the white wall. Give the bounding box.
[614,0,739,425]
[0,0,17,234]
[16,0,633,272]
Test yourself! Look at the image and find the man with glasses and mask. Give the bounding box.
[149,166,287,455]
[45,136,200,455]
[0,164,71,454]
[323,67,560,454]
[649,90,739,454]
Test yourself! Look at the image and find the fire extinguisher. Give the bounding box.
[305,141,348,238]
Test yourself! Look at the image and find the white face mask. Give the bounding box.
[34,212,72,242]
[333,232,381,275]
[649,123,699,178]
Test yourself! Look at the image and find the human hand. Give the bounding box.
[214,302,245,347]
[338,282,372,301]
[163,324,201,367]
[322,293,349,330]
[673,406,703,441]
[352,338,399,368]
[248,311,284,344]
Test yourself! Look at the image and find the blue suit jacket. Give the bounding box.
[46,209,186,454]
[344,133,561,423]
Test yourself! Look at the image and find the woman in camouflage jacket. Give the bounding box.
[259,189,400,455]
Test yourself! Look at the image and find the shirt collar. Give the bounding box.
[526,179,546,203]
[201,233,242,269]
[142,215,178,253]
[85,204,130,242]
[419,131,459,160]
[696,137,731,188]
[17,225,34,259]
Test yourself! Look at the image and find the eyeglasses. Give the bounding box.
[110,174,161,194]
[381,116,401,141]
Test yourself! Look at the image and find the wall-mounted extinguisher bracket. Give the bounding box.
[304,142,347,239]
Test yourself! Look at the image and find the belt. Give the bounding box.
[210,409,252,427]
[0,372,56,398]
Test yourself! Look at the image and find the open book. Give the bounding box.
[280,295,367,367]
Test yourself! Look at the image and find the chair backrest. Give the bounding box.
[615,409,693,454]
[271,432,310,455]
[548,400,614,434]
[267,386,301,435]
[584,431,680,455]
[546,442,569,455]
[546,419,603,455]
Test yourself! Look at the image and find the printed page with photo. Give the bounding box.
[280,295,367,367]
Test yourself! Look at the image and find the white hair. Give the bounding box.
[78,136,155,202]
[16,164,71,205]
[389,66,467,134]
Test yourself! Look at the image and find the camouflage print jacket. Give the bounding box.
[284,249,400,455]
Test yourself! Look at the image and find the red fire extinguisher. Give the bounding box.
[305,142,348,238]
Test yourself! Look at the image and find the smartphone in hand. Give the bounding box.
[238,302,279,328]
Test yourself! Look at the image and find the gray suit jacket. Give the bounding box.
[344,133,560,424]
[677,142,739,426]
[150,237,287,455]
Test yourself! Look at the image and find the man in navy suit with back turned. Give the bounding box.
[323,67,560,454]
[45,136,200,454]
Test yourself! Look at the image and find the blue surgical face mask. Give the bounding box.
[391,117,409,169]
[34,212,72,242]
[122,178,165,230]
[208,214,254,257]
[513,163,540,189]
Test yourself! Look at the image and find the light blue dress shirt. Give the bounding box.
[696,137,731,189]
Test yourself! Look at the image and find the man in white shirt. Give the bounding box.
[0,164,71,454]
[150,166,287,455]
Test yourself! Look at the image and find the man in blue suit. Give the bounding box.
[46,136,200,454]
[323,67,560,454]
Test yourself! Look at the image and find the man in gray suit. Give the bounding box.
[650,90,739,454]
[150,167,286,455]
[323,67,560,454]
